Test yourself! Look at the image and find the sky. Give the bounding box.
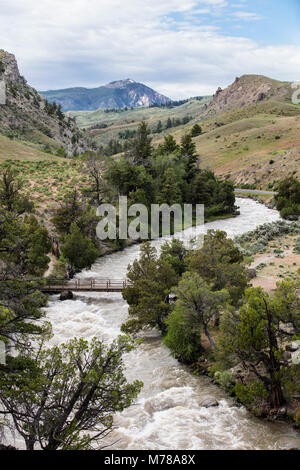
[0,0,300,99]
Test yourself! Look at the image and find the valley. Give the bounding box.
[0,49,299,452]
[67,75,300,190]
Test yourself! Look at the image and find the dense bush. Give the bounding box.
[234,219,300,255]
[275,176,300,219]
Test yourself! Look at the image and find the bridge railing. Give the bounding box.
[41,278,131,290]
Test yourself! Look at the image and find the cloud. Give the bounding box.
[232,11,264,21]
[0,0,299,99]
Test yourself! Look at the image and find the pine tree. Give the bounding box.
[61,223,98,271]
[159,135,179,154]
[155,120,163,134]
[130,121,152,166]
[180,133,198,183]
[166,117,172,129]
[0,168,33,214]
[191,124,202,137]
[157,168,182,205]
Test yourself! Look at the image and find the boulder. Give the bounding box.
[257,92,266,101]
[202,399,219,408]
[279,322,296,336]
[286,341,300,352]
[282,351,292,362]
[291,350,300,365]
[276,407,287,419]
[60,290,73,301]
[247,268,257,280]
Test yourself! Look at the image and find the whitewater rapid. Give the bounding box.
[9,199,300,450]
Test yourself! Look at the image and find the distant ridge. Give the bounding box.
[40,79,170,112]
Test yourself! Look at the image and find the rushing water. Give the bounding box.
[9,199,300,450]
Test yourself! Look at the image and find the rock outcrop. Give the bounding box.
[205,74,292,117]
[0,49,92,156]
[285,341,300,365]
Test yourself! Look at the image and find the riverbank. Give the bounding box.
[189,343,300,428]
[47,199,299,434]
[46,211,238,279]
[188,217,300,428]
[235,192,276,210]
[16,198,297,451]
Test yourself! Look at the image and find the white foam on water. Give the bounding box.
[5,199,300,450]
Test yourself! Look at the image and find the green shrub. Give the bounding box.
[213,370,235,392]
[56,147,67,158]
[234,381,268,407]
[293,237,300,254]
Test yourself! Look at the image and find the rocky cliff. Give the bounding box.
[0,50,92,156]
[205,74,292,117]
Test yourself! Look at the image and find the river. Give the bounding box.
[10,198,300,450]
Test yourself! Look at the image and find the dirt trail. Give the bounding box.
[43,254,56,278]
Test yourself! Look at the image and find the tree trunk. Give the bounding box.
[204,325,216,349]
[26,439,35,450]
[44,438,60,451]
[269,375,284,409]
[263,298,285,408]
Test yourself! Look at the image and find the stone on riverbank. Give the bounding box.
[60,290,73,301]
[202,399,219,408]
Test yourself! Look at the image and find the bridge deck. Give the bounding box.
[41,278,129,293]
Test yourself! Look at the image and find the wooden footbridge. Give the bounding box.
[41,278,130,294]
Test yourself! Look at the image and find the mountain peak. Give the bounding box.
[106,78,137,88]
[41,79,170,111]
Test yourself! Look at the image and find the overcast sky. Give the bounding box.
[1,0,300,99]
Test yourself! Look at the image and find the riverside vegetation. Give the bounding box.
[122,232,300,422]
[0,120,239,449]
[0,50,299,447]
[0,167,143,450]
[0,122,299,448]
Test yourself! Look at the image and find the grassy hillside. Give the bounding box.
[68,97,211,145]
[0,135,92,223]
[67,75,300,190]
[0,154,92,228]
[167,101,300,189]
[0,135,66,162]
